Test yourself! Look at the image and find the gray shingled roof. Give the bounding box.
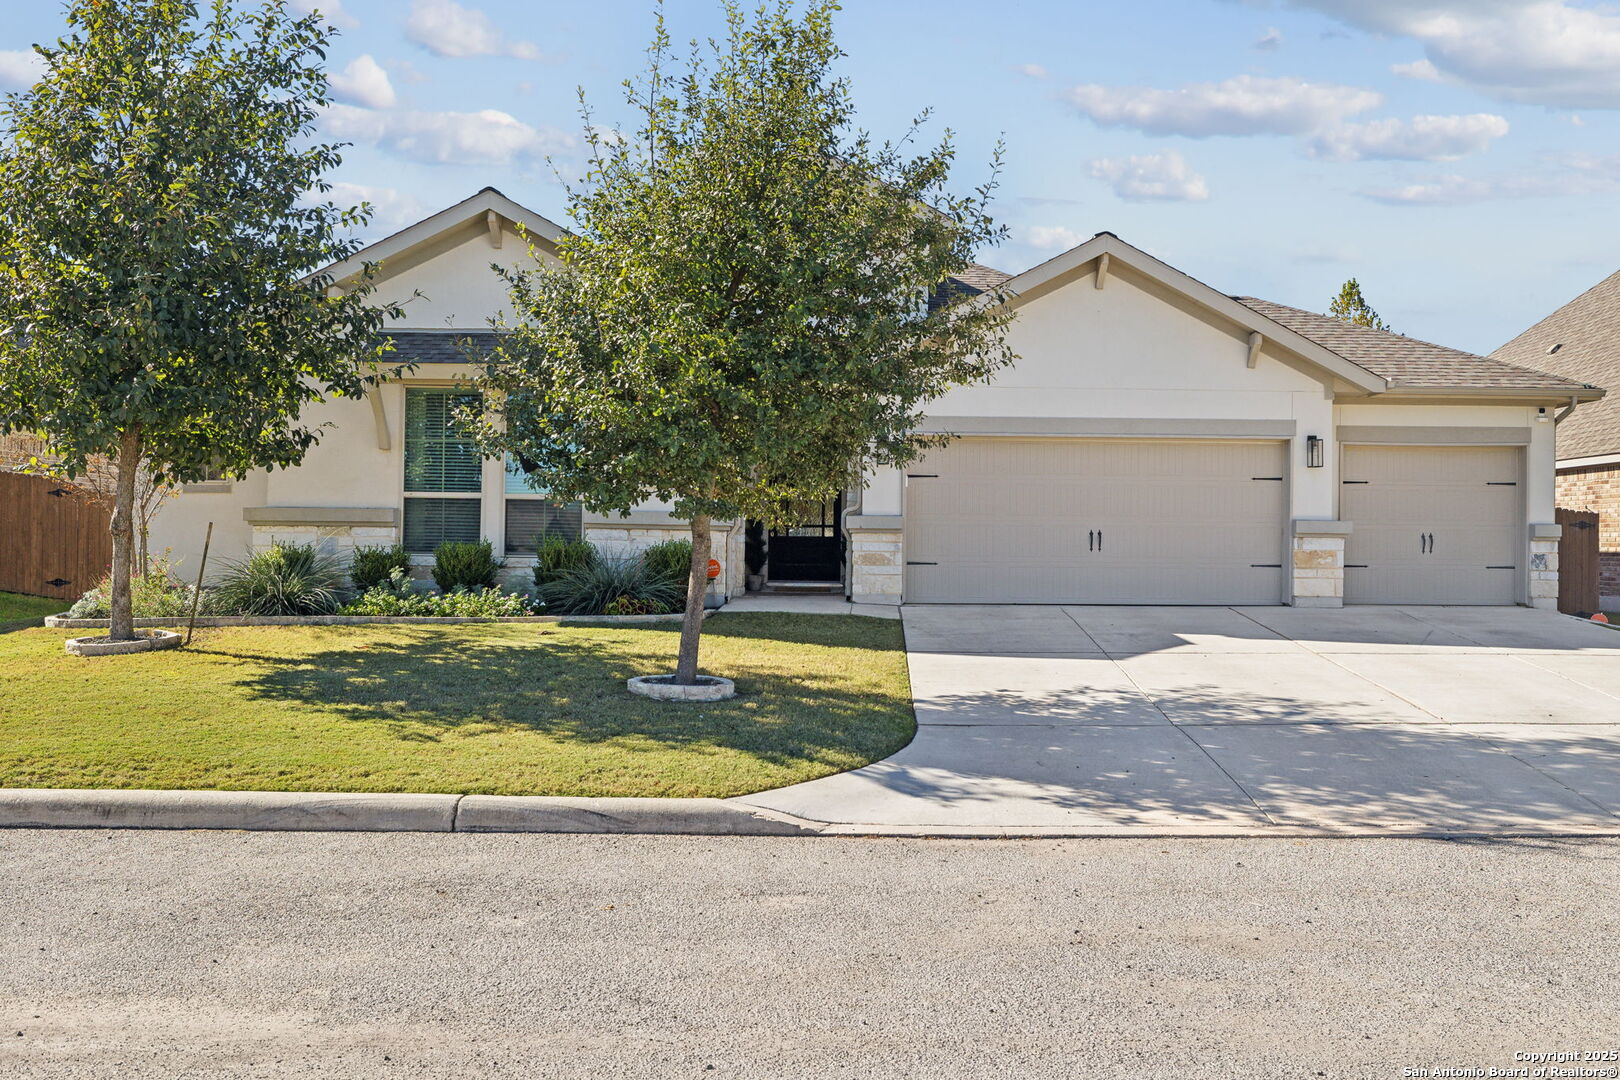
[1492,269,1620,460]
[1236,297,1594,394]
[385,330,503,364]
[930,263,1015,311]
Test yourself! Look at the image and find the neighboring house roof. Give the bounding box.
[385,329,503,365]
[1491,268,1620,461]
[930,263,1016,311]
[1236,297,1595,394]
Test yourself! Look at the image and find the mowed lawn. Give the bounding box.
[0,613,915,798]
[0,591,67,633]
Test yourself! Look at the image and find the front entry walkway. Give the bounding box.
[735,605,1620,835]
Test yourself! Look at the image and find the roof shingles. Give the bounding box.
[1236,297,1594,394]
[1491,269,1620,459]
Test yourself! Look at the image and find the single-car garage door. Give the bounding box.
[904,437,1288,604]
[1341,444,1521,606]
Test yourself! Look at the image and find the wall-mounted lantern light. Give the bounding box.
[1306,435,1324,469]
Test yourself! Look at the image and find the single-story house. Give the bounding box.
[146,187,1602,608]
[1492,270,1620,609]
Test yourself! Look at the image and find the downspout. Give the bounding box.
[1553,394,1581,424]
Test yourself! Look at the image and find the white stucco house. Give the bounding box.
[147,187,1601,609]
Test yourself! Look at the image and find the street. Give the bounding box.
[3,831,1617,1079]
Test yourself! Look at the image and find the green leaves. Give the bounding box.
[0,0,406,484]
[477,3,1014,531]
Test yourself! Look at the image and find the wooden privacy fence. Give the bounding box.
[0,472,112,600]
[1556,507,1601,616]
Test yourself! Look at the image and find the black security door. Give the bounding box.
[767,496,843,582]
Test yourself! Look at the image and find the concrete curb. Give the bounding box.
[42,612,706,629]
[1,788,1617,838]
[0,789,818,836]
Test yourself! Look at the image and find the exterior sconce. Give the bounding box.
[1306,435,1324,468]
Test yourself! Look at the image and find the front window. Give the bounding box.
[502,455,582,553]
[402,388,482,553]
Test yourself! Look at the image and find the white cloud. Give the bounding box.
[404,0,544,61]
[1307,113,1509,162]
[1391,58,1441,82]
[1360,153,1620,205]
[1254,27,1284,50]
[1023,225,1086,251]
[0,49,44,90]
[322,103,575,166]
[328,55,396,109]
[390,59,430,85]
[1014,63,1048,79]
[1088,150,1211,202]
[289,0,359,29]
[304,182,428,232]
[1288,1,1620,108]
[1064,75,1380,137]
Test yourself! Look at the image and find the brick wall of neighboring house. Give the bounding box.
[1557,463,1620,602]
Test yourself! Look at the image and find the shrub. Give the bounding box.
[341,585,532,617]
[211,543,345,616]
[433,539,502,592]
[640,537,694,606]
[350,543,411,591]
[65,555,213,618]
[533,556,681,616]
[532,534,598,589]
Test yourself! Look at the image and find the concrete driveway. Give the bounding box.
[736,605,1620,835]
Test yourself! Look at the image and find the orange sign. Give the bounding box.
[706,559,722,580]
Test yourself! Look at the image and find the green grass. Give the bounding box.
[0,591,67,634]
[0,612,915,798]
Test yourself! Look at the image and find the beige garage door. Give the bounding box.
[903,438,1288,604]
[1342,445,1521,606]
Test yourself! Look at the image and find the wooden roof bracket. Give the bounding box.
[1094,252,1110,289]
[487,210,503,249]
[1246,331,1263,369]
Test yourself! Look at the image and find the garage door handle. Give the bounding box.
[1097,530,1103,552]
[1088,530,1095,552]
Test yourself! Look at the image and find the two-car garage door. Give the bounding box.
[901,437,1525,606]
[904,438,1288,605]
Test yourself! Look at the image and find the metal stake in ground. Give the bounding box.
[184,521,213,646]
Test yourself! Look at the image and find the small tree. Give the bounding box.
[1329,278,1390,331]
[476,0,1015,685]
[0,0,405,642]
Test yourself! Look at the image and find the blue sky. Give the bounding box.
[4,0,1620,353]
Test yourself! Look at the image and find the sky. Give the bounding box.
[3,0,1620,354]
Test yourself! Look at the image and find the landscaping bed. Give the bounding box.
[0,612,914,799]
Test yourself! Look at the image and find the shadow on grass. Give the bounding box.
[211,613,916,772]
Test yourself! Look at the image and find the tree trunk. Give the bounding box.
[674,514,712,685]
[108,428,142,642]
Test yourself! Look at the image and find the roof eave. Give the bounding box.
[990,233,1389,395]
[303,187,568,288]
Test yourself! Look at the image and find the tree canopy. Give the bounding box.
[0,0,404,640]
[474,0,1015,681]
[1329,278,1390,332]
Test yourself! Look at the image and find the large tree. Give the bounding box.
[475,0,1015,685]
[0,0,403,642]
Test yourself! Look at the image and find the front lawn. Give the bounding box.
[0,613,913,798]
[0,591,67,633]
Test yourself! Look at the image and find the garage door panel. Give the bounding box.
[1342,445,1520,606]
[904,438,1287,605]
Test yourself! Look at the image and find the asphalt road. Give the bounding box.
[3,831,1617,1079]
